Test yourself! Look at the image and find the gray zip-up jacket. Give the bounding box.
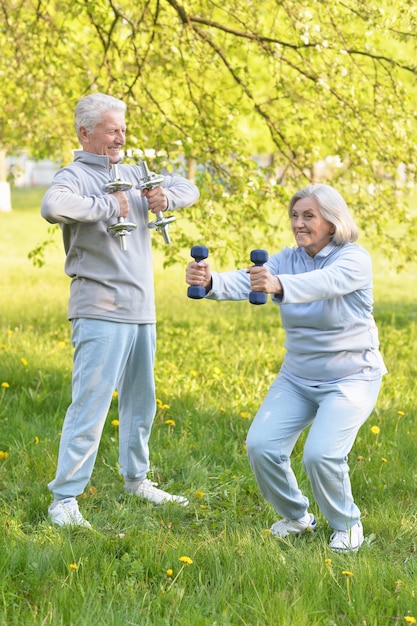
[207,242,387,383]
[41,151,199,324]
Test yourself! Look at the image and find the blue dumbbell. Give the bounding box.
[187,245,209,299]
[249,249,269,305]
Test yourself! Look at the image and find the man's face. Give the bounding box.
[79,111,126,163]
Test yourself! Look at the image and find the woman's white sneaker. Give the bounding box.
[329,521,364,552]
[125,479,189,507]
[270,513,316,538]
[48,498,92,528]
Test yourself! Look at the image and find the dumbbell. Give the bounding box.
[249,249,268,305]
[136,161,176,244]
[105,164,137,251]
[187,245,209,299]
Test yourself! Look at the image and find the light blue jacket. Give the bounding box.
[41,151,199,324]
[207,242,387,383]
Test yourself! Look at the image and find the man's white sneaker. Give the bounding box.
[329,521,364,552]
[126,479,189,507]
[270,513,316,538]
[48,498,92,528]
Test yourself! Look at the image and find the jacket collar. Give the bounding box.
[73,150,112,169]
[300,241,340,259]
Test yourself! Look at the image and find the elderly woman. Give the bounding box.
[186,183,386,552]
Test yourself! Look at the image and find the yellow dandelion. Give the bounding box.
[57,341,66,349]
[112,390,118,399]
[1,382,10,388]
[262,529,271,534]
[111,419,119,427]
[357,455,364,461]
[21,357,28,366]
[1,344,7,350]
[165,419,176,426]
[156,398,163,408]
[195,491,204,498]
[240,412,249,419]
[69,563,78,570]
[325,558,332,565]
[0,451,10,460]
[179,556,193,565]
[189,370,197,377]
[219,407,226,413]
[342,570,354,602]
[381,457,388,463]
[213,366,221,375]
[397,410,405,416]
[166,569,173,577]
[161,404,170,410]
[405,618,416,624]
[371,425,380,435]
[34,436,39,445]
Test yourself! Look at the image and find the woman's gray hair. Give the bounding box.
[74,93,126,141]
[288,183,359,244]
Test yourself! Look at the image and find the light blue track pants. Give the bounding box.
[48,319,156,500]
[246,372,382,530]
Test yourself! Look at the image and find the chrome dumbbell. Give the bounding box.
[136,161,176,244]
[105,164,137,251]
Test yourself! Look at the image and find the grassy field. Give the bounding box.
[0,187,417,625]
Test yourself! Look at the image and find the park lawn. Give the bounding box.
[0,187,416,626]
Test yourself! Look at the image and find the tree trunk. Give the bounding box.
[0,149,11,212]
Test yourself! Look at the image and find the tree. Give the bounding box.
[1,0,416,266]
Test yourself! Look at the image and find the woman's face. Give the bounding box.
[290,196,335,257]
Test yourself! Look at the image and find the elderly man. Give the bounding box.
[42,93,199,528]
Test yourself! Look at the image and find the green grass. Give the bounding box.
[1,187,417,625]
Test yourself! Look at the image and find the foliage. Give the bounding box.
[1,189,417,625]
[1,0,417,266]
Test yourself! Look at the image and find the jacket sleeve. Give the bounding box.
[273,247,372,304]
[206,269,251,301]
[41,168,120,225]
[162,175,200,211]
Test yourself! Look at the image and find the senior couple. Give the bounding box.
[41,92,386,553]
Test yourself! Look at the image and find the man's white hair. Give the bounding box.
[74,93,126,141]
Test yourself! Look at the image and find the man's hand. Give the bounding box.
[112,190,129,218]
[141,187,168,213]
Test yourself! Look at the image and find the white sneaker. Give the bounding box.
[270,513,316,538]
[126,479,189,507]
[48,498,92,528]
[329,521,364,552]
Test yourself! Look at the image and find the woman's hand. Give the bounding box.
[186,260,212,290]
[247,266,282,294]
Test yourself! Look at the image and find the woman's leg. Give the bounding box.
[302,377,382,530]
[246,373,316,520]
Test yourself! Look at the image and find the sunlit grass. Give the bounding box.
[1,187,417,625]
